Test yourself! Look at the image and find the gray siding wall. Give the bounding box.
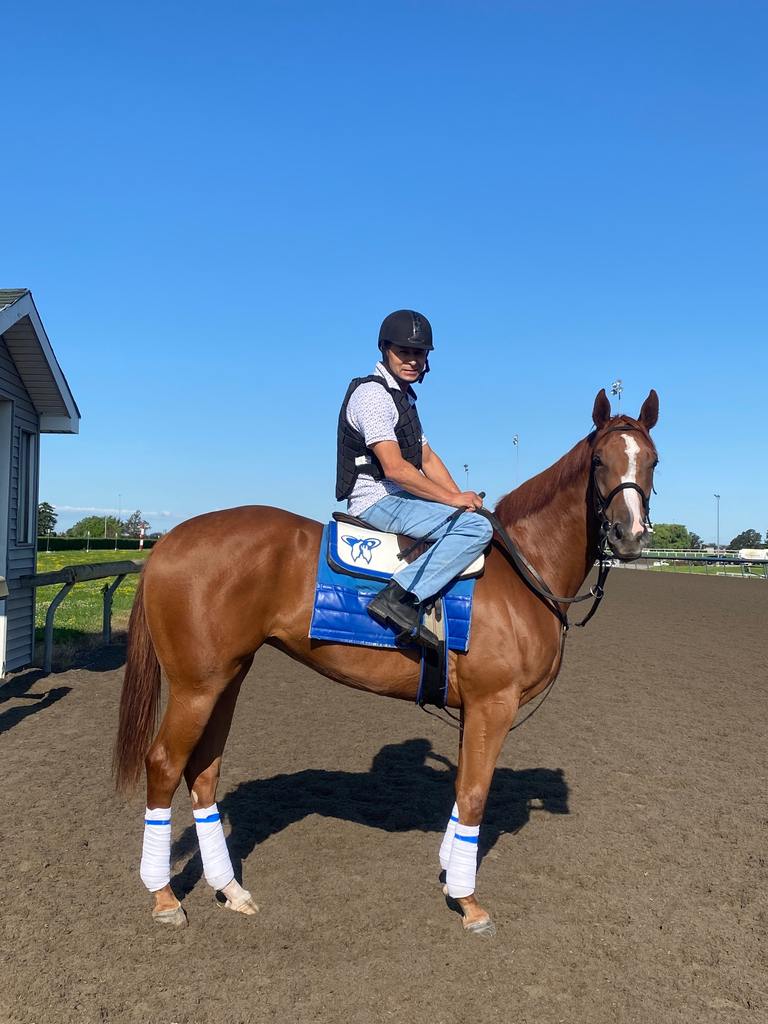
[0,334,39,671]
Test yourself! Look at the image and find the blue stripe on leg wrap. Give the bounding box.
[455,833,479,844]
[144,819,171,826]
[193,812,221,824]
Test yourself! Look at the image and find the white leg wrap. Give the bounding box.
[140,806,172,893]
[439,803,459,870]
[194,803,235,891]
[446,822,479,899]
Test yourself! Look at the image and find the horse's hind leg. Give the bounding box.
[182,661,258,917]
[141,661,251,926]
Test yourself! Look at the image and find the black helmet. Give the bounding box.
[377,310,434,354]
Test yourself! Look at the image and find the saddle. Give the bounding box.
[329,512,485,580]
[308,515,484,709]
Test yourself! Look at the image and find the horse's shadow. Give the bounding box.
[170,738,569,898]
[0,668,71,736]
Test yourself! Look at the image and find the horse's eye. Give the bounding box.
[592,455,602,467]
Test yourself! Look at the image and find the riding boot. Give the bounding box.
[367,581,439,649]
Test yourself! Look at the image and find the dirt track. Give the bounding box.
[1,570,766,1024]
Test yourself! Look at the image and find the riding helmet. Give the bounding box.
[378,310,434,354]
[378,310,433,382]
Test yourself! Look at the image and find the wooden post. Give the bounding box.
[102,575,127,644]
[44,582,75,673]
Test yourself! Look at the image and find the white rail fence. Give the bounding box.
[618,549,768,580]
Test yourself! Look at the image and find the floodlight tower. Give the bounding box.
[463,464,469,489]
[610,379,623,409]
[512,434,519,485]
[714,494,721,552]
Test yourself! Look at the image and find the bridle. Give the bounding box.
[591,421,654,542]
[480,421,655,632]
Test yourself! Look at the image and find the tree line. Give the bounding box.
[37,502,153,539]
[649,523,767,550]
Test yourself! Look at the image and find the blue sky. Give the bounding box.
[2,1,766,544]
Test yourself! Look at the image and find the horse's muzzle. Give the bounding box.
[606,521,647,561]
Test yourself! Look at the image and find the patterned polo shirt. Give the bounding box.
[345,361,428,516]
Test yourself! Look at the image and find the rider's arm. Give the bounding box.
[371,441,481,509]
[421,443,461,494]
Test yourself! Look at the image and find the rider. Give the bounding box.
[336,309,492,647]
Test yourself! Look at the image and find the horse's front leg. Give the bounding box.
[444,690,520,936]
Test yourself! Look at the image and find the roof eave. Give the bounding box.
[0,291,81,430]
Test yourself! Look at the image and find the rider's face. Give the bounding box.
[385,345,427,386]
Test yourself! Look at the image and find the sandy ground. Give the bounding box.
[0,570,766,1024]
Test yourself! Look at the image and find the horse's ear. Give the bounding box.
[639,389,659,430]
[592,389,611,429]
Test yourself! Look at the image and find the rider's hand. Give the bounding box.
[450,490,484,511]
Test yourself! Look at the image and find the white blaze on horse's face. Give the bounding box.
[620,433,645,538]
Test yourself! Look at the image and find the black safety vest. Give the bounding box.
[336,375,423,501]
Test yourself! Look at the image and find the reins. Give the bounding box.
[477,423,654,632]
[417,418,656,730]
[478,507,611,631]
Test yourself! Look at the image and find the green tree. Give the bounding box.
[37,501,57,536]
[688,532,702,550]
[66,514,123,539]
[729,528,762,550]
[123,510,151,538]
[648,523,693,549]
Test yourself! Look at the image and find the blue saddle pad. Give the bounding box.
[309,524,475,652]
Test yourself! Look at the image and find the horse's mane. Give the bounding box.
[495,415,655,525]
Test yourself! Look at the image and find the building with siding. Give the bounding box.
[0,290,79,674]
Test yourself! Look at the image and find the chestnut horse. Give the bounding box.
[115,388,659,935]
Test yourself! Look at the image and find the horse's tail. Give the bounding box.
[113,574,161,794]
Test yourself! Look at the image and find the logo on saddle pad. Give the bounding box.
[342,535,382,565]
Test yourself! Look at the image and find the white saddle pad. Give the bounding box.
[329,520,485,580]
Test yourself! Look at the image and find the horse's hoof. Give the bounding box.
[215,889,259,916]
[442,883,449,896]
[463,916,496,938]
[152,904,188,928]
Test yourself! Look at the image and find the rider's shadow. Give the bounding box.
[170,738,569,898]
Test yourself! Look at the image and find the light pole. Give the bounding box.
[714,494,720,552]
[116,493,121,551]
[611,379,623,409]
[86,530,90,553]
[46,529,51,553]
[463,464,469,489]
[513,434,519,485]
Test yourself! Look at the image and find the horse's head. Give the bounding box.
[590,388,659,561]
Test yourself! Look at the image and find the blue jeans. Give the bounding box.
[359,492,493,603]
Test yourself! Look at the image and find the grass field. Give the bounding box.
[34,549,151,655]
[648,562,768,578]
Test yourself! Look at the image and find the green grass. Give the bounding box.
[34,548,151,639]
